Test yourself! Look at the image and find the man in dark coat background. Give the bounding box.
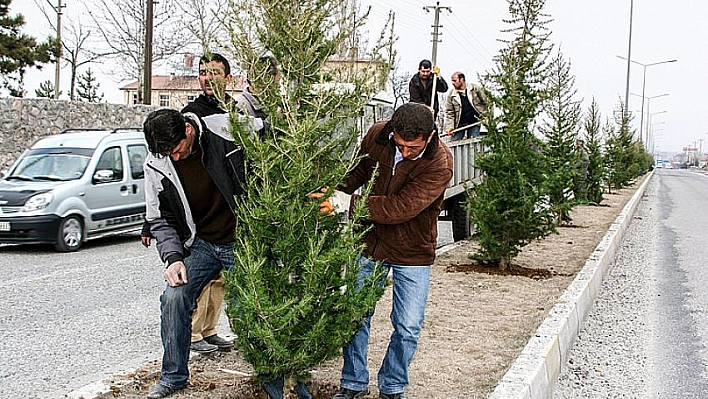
[408,59,449,120]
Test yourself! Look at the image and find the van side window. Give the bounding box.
[128,144,147,179]
[94,147,124,183]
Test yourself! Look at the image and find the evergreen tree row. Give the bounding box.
[467,0,653,270]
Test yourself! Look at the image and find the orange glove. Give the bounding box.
[432,65,440,75]
[308,188,334,215]
[308,188,351,219]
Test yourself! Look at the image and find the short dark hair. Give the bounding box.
[143,108,187,156]
[258,55,279,77]
[390,103,435,141]
[457,72,466,81]
[200,52,231,76]
[418,59,432,70]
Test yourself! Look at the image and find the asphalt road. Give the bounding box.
[0,222,454,398]
[553,169,708,398]
[0,234,164,399]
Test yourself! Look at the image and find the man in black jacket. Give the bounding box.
[142,53,251,399]
[179,53,239,357]
[408,59,448,119]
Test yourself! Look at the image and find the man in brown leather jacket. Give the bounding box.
[328,102,454,399]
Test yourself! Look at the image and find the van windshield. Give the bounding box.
[10,152,92,181]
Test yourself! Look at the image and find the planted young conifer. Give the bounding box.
[219,1,394,396]
[469,0,555,269]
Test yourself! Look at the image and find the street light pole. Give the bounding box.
[645,94,669,148]
[616,56,676,147]
[623,0,634,118]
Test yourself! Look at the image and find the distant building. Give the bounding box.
[119,75,245,108]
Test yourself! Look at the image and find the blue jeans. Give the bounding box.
[451,124,481,140]
[340,256,431,395]
[157,237,235,389]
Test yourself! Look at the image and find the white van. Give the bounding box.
[0,128,148,251]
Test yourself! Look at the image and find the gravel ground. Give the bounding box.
[552,179,656,398]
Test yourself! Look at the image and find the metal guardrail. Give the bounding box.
[443,136,484,200]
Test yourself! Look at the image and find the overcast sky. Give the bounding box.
[11,0,708,153]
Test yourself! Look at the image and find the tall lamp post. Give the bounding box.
[623,0,634,118]
[645,94,669,146]
[616,56,677,147]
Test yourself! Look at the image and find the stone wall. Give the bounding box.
[0,98,157,170]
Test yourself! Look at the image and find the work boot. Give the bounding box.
[332,387,369,399]
[203,334,234,351]
[146,383,183,399]
[189,339,218,353]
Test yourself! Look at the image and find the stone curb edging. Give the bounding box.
[488,172,653,399]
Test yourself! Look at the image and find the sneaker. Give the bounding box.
[332,387,369,399]
[379,393,407,399]
[189,339,218,353]
[146,383,183,398]
[203,334,234,351]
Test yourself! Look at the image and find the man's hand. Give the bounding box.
[141,235,152,248]
[308,188,333,215]
[164,261,188,287]
[308,188,351,218]
[445,128,452,136]
[433,65,440,75]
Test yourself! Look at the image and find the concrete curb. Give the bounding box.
[488,172,653,399]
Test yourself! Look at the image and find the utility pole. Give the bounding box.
[52,0,64,99]
[143,0,154,105]
[423,1,451,65]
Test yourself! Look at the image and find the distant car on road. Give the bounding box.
[0,128,147,251]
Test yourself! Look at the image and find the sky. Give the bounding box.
[10,0,708,153]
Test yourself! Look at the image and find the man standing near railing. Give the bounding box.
[408,59,448,120]
[444,71,487,141]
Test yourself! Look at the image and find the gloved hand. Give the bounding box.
[445,128,453,136]
[308,188,352,221]
[432,65,440,75]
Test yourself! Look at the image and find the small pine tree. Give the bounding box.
[601,117,617,194]
[469,0,556,269]
[35,80,59,98]
[582,98,605,204]
[539,50,581,223]
[0,0,57,97]
[221,0,393,394]
[76,68,104,103]
[605,101,639,190]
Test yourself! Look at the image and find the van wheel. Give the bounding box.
[451,197,472,242]
[55,216,84,252]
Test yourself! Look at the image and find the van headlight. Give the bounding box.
[23,192,54,212]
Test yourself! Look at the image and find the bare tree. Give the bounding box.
[32,0,113,100]
[84,0,193,103]
[174,0,228,52]
[388,60,410,109]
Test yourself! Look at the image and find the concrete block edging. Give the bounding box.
[489,172,653,399]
